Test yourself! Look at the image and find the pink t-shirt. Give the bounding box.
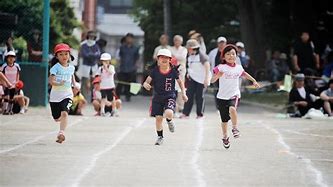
[1,63,20,84]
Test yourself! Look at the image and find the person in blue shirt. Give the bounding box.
[49,43,77,144]
[143,49,188,145]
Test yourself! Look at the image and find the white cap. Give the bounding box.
[157,49,172,58]
[100,53,112,60]
[5,51,16,57]
[217,36,227,43]
[236,42,245,48]
[73,82,81,90]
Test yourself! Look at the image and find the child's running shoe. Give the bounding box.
[154,136,164,145]
[222,137,230,149]
[56,132,65,144]
[232,128,240,138]
[167,120,175,133]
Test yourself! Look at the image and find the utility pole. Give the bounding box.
[42,0,50,106]
[163,0,172,42]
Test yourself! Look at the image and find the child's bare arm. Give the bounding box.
[211,71,223,83]
[49,75,64,86]
[243,72,260,88]
[176,78,188,102]
[143,76,152,90]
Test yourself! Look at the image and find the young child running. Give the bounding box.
[95,53,118,117]
[49,43,76,144]
[1,51,21,115]
[143,49,188,145]
[211,44,260,149]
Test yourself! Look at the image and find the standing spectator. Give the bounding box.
[208,36,227,109]
[116,33,139,102]
[27,29,43,62]
[96,38,107,54]
[1,51,20,115]
[153,34,172,61]
[292,32,320,73]
[236,42,250,70]
[170,35,187,116]
[79,31,101,100]
[2,37,15,62]
[320,79,333,116]
[188,31,207,54]
[181,39,210,119]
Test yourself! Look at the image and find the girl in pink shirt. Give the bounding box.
[211,45,260,149]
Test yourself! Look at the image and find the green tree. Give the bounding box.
[0,0,81,53]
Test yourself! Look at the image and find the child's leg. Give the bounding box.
[323,101,332,116]
[59,111,68,131]
[155,116,163,137]
[100,98,106,114]
[92,100,101,112]
[165,109,174,120]
[229,106,238,128]
[221,122,228,138]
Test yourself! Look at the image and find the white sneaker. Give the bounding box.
[167,120,175,133]
[19,108,25,114]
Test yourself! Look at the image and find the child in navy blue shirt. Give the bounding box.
[143,49,188,145]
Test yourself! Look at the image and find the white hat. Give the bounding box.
[186,39,200,49]
[236,42,245,48]
[217,36,227,43]
[73,82,81,90]
[157,49,172,58]
[100,53,111,60]
[5,51,16,57]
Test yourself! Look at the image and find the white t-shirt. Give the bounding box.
[170,46,187,65]
[216,63,245,99]
[49,63,75,102]
[187,53,210,84]
[297,87,306,99]
[96,65,115,90]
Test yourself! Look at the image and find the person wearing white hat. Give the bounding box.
[69,82,87,116]
[181,39,211,119]
[95,53,119,117]
[236,41,250,68]
[208,36,227,109]
[1,51,21,115]
[143,48,188,145]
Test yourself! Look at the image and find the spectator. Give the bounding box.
[208,36,227,109]
[188,30,207,54]
[116,33,139,102]
[292,32,320,73]
[322,51,333,80]
[27,29,43,62]
[289,73,314,117]
[69,82,87,115]
[12,80,30,114]
[1,51,20,115]
[92,76,112,116]
[181,39,210,118]
[320,79,333,116]
[266,50,289,82]
[79,30,101,100]
[2,37,15,61]
[236,42,250,69]
[96,38,107,54]
[153,34,172,61]
[171,35,187,116]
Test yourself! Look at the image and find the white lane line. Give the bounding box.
[0,118,84,154]
[71,118,146,187]
[190,118,206,187]
[283,129,333,138]
[261,122,327,187]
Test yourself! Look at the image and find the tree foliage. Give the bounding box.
[0,0,81,52]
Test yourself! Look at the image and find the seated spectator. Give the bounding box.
[266,51,289,84]
[69,82,87,115]
[289,73,314,117]
[320,79,333,116]
[12,80,29,114]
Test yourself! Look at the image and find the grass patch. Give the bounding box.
[241,92,289,108]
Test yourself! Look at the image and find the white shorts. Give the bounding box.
[77,64,98,78]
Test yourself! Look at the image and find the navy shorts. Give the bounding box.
[151,97,176,117]
[101,88,114,101]
[50,98,72,119]
[217,98,240,122]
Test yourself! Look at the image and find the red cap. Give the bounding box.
[54,43,70,54]
[16,80,24,89]
[92,77,101,84]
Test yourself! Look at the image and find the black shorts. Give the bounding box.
[101,88,114,101]
[12,102,20,114]
[50,98,72,119]
[151,97,176,117]
[217,98,240,122]
[4,88,16,99]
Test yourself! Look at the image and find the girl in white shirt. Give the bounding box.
[211,44,260,149]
